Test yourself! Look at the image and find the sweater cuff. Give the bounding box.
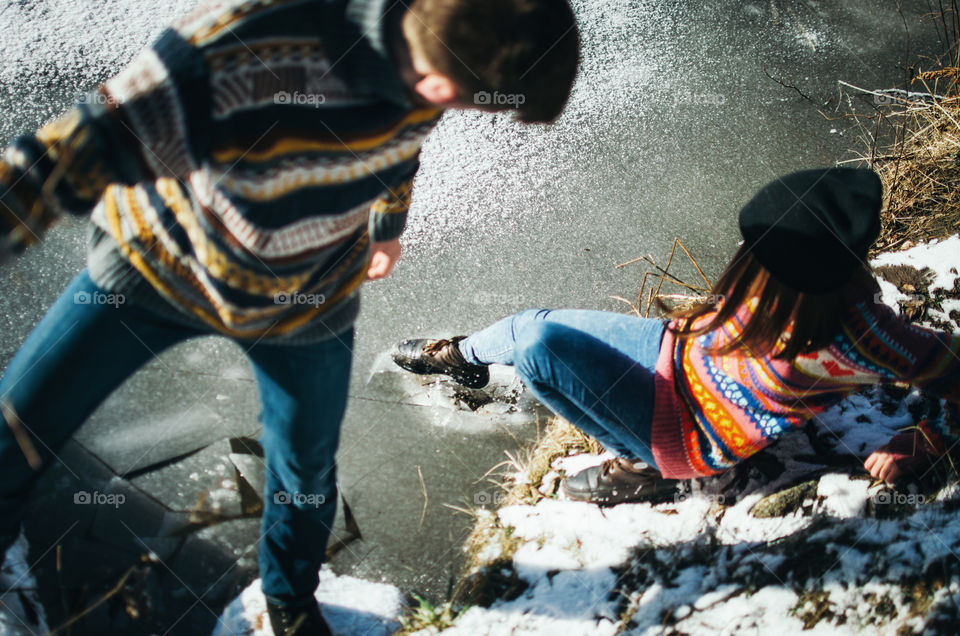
[917,417,952,458]
[370,209,407,242]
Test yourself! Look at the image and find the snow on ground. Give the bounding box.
[873,235,960,328]
[208,239,958,636]
[396,239,960,635]
[425,443,960,635]
[872,236,960,294]
[213,569,404,636]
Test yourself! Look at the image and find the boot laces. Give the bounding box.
[599,458,619,478]
[601,458,650,479]
[422,339,451,357]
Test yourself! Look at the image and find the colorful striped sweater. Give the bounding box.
[650,288,960,479]
[0,0,442,343]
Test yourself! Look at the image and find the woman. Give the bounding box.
[393,168,959,505]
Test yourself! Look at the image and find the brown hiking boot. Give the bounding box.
[391,336,490,389]
[561,457,681,505]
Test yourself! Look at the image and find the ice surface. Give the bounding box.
[0,0,194,85]
[366,350,549,433]
[405,0,677,252]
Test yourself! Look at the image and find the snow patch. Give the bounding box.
[872,236,960,293]
[213,569,404,636]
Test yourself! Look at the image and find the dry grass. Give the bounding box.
[483,417,605,509]
[458,417,603,570]
[835,2,960,254]
[614,238,716,318]
[840,77,960,254]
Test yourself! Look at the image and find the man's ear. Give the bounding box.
[413,73,461,107]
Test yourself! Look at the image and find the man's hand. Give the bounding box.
[367,238,402,280]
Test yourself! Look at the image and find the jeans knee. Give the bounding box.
[509,308,551,339]
[514,322,566,382]
[513,308,547,323]
[262,426,338,494]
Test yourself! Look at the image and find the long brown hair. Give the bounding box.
[669,245,876,360]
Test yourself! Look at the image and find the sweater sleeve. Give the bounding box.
[0,28,209,261]
[864,301,960,404]
[369,156,419,242]
[863,301,960,458]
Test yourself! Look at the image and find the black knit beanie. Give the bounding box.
[738,167,882,294]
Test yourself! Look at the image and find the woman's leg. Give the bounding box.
[511,319,663,466]
[459,309,665,373]
[458,309,665,464]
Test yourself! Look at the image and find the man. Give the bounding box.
[0,0,580,633]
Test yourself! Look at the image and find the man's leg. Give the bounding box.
[0,270,202,551]
[247,330,353,606]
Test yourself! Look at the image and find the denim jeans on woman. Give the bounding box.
[0,270,350,606]
[459,309,666,468]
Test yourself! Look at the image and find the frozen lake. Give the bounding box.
[0,0,947,633]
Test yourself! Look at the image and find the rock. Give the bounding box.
[750,479,819,518]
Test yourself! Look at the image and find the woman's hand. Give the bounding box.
[864,449,904,484]
[864,429,938,485]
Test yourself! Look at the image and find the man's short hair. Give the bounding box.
[404,0,580,123]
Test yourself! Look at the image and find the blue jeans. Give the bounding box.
[460,309,666,467]
[0,270,351,606]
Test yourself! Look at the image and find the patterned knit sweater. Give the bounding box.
[0,0,442,343]
[650,289,960,479]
